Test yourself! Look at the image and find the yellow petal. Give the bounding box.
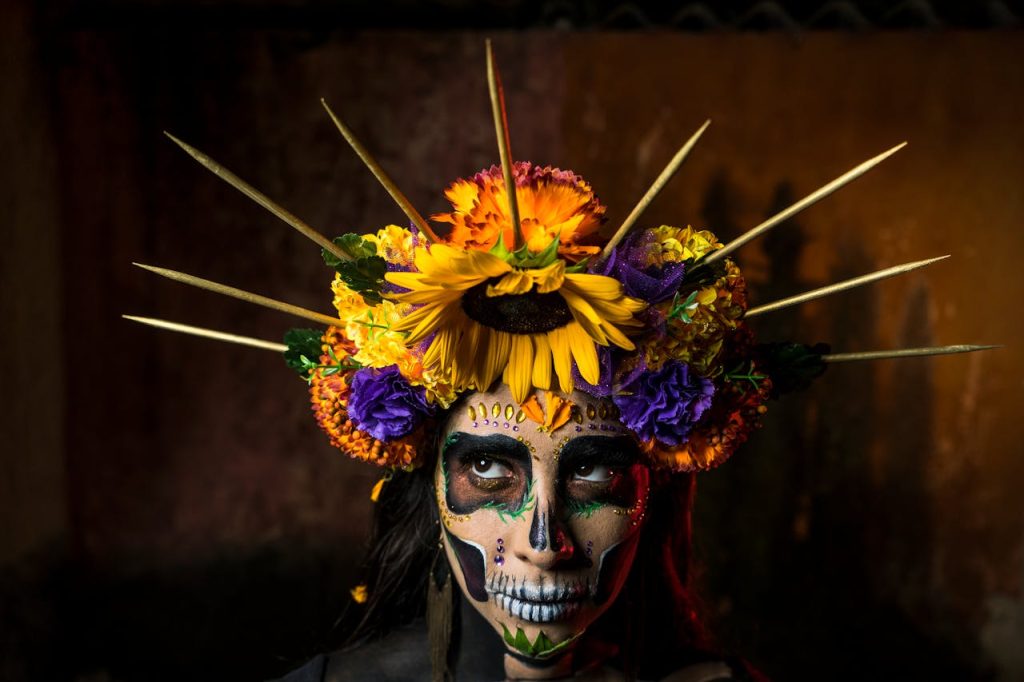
[547,326,574,393]
[532,334,552,390]
[530,260,566,294]
[566,322,600,385]
[504,334,534,403]
[480,330,512,392]
[559,289,609,345]
[487,270,533,296]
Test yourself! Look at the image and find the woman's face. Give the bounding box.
[436,383,651,660]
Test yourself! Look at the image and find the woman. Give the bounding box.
[281,383,759,681]
[129,42,986,681]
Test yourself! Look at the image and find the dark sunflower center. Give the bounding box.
[461,280,573,334]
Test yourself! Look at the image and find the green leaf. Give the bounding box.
[565,257,591,274]
[754,342,830,398]
[322,234,378,268]
[283,328,324,375]
[335,255,387,304]
[488,231,561,269]
[488,234,513,262]
[511,233,560,268]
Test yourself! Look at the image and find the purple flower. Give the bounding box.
[348,365,435,441]
[612,360,714,445]
[591,231,686,303]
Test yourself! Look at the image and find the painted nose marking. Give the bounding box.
[529,504,548,551]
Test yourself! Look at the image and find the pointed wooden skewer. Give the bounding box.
[319,99,439,243]
[821,344,1000,363]
[485,39,524,250]
[123,315,288,352]
[744,254,950,318]
[163,132,348,262]
[599,120,711,262]
[133,263,344,327]
[704,142,907,265]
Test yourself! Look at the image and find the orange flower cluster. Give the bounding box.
[308,327,420,468]
[431,162,605,261]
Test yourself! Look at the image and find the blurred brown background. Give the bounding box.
[2,1,1022,680]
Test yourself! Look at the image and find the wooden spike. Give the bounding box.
[822,344,1000,363]
[134,262,344,327]
[123,315,288,352]
[163,132,348,261]
[600,120,711,262]
[705,142,907,265]
[745,255,950,318]
[319,99,439,243]
[485,39,524,250]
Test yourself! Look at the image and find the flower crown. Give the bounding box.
[129,42,993,475]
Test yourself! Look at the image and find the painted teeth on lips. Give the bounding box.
[486,575,588,623]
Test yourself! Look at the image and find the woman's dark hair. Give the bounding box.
[341,428,724,678]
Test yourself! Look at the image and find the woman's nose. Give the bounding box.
[514,498,575,568]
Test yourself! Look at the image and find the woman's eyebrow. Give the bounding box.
[442,432,532,464]
[558,436,640,468]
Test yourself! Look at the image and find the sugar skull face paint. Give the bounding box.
[436,383,651,661]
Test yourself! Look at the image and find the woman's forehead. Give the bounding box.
[442,386,632,454]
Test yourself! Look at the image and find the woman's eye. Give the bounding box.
[472,458,511,479]
[574,464,616,483]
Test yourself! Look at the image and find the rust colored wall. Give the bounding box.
[2,17,1022,682]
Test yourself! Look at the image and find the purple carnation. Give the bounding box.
[347,365,435,441]
[591,231,686,303]
[612,360,714,446]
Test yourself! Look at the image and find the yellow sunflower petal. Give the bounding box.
[566,322,600,385]
[531,260,566,294]
[532,334,552,390]
[559,289,609,345]
[480,330,512,392]
[504,334,534,403]
[547,326,574,393]
[487,270,533,296]
[454,322,482,390]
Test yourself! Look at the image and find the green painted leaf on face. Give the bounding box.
[498,624,583,659]
[514,626,531,653]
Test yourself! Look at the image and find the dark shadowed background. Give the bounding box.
[2,1,1022,680]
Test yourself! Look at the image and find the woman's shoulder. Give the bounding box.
[271,621,429,682]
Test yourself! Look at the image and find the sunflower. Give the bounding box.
[386,244,644,402]
[430,162,605,262]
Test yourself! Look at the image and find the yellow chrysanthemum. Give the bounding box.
[643,259,748,374]
[650,225,723,265]
[430,162,605,262]
[331,274,457,407]
[373,224,416,267]
[386,244,644,402]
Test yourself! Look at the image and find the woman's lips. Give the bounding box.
[486,574,589,623]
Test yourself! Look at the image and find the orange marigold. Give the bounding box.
[430,162,605,262]
[308,327,422,468]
